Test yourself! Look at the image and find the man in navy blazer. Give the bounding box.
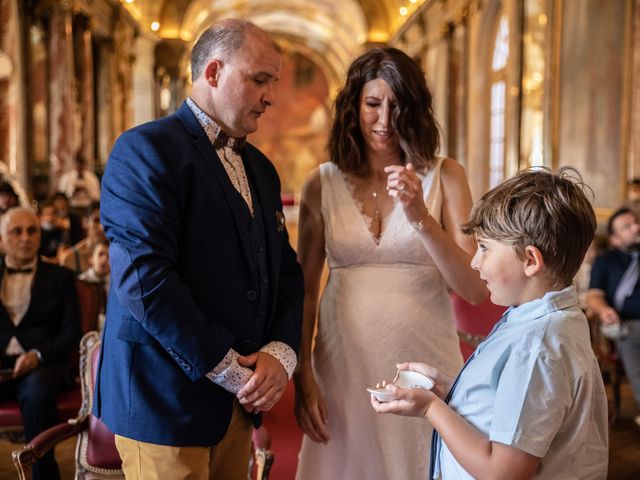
[0,207,82,479]
[94,19,304,478]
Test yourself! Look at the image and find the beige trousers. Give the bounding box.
[115,401,253,480]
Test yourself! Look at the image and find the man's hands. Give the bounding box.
[236,352,288,413]
[598,306,620,325]
[13,351,40,378]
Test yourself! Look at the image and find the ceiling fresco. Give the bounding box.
[119,0,427,91]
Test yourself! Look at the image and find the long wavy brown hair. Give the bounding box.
[328,47,440,176]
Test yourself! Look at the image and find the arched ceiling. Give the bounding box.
[119,0,426,92]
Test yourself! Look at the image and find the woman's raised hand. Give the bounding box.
[384,163,428,225]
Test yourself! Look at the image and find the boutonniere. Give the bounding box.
[275,210,286,232]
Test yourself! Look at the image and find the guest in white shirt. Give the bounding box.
[78,239,109,331]
[78,239,110,287]
[57,155,101,209]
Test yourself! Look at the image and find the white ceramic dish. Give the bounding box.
[367,370,434,402]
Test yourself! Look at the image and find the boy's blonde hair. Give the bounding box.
[462,167,596,287]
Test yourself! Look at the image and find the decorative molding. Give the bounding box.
[549,0,563,170]
[621,0,635,181]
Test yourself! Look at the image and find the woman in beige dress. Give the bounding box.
[294,47,487,479]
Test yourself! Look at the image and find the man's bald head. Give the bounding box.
[190,19,278,82]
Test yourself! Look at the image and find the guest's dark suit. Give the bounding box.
[0,258,82,369]
[94,101,304,446]
[0,259,82,479]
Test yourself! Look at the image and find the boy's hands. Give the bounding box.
[394,361,455,400]
[370,384,437,418]
[370,361,456,418]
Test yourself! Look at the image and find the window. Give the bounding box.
[489,16,509,188]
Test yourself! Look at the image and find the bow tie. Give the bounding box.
[6,267,33,275]
[212,130,246,154]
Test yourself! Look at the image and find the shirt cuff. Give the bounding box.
[206,349,253,394]
[29,349,43,363]
[260,341,297,379]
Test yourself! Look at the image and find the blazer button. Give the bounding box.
[246,290,257,301]
[261,277,269,285]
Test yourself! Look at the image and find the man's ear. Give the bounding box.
[203,60,222,87]
[610,234,621,249]
[523,245,544,277]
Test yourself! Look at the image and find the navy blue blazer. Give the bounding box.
[93,102,304,446]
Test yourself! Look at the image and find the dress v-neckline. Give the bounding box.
[338,170,397,246]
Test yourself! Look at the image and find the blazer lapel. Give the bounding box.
[0,259,11,327]
[176,102,257,279]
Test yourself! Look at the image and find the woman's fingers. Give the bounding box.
[297,397,330,443]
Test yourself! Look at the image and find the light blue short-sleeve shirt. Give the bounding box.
[438,285,608,479]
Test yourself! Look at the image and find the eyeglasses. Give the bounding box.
[7,226,39,237]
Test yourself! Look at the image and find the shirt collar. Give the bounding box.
[186,97,245,153]
[4,256,37,273]
[504,284,578,324]
[82,267,108,283]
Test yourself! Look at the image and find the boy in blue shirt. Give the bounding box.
[371,168,608,479]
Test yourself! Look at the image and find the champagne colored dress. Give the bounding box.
[295,159,463,479]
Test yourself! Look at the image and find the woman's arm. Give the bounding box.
[293,167,331,443]
[386,159,487,304]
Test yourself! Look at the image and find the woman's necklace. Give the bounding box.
[371,180,386,239]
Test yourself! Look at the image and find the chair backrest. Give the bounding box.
[450,293,506,360]
[76,280,107,333]
[249,426,274,480]
[75,331,123,476]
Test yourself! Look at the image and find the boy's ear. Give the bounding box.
[522,245,544,277]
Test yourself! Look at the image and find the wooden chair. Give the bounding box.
[586,311,624,423]
[13,331,276,480]
[12,331,123,479]
[75,279,107,333]
[0,279,101,444]
[249,426,275,480]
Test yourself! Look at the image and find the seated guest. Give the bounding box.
[49,191,84,246]
[588,207,640,427]
[38,203,68,261]
[78,239,110,287]
[0,207,82,479]
[59,206,105,274]
[58,154,101,213]
[78,239,109,331]
[0,181,19,216]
